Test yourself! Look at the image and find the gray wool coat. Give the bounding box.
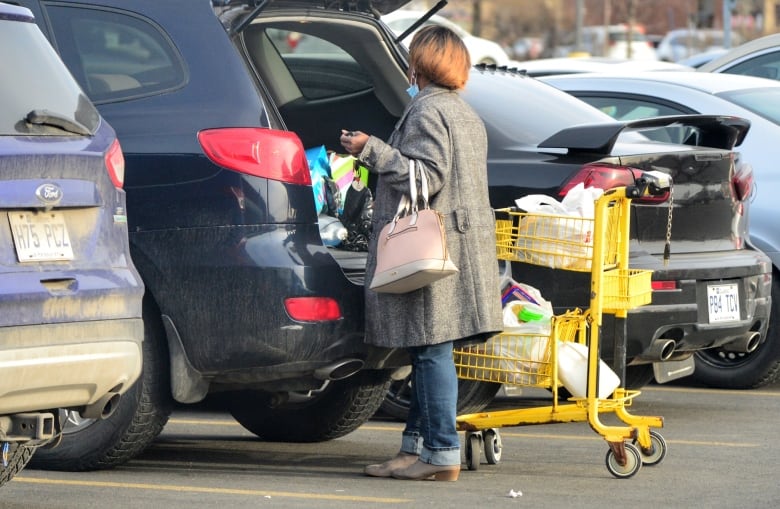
[358,84,503,349]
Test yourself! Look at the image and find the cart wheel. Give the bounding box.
[633,430,667,466]
[605,442,642,479]
[465,432,481,471]
[483,429,502,465]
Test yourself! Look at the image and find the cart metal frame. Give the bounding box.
[454,182,670,478]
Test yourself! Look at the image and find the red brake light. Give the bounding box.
[732,162,754,202]
[285,297,342,322]
[198,128,311,185]
[105,138,125,188]
[559,164,670,204]
[559,164,635,196]
[651,281,677,291]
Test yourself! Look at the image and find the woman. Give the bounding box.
[340,25,502,482]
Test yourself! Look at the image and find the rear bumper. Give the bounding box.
[0,318,143,415]
[514,249,773,363]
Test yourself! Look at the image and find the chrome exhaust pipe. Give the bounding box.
[314,359,364,381]
[722,332,761,354]
[80,392,121,420]
[640,339,677,362]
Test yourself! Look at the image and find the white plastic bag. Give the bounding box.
[513,184,604,270]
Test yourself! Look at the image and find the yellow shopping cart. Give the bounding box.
[455,175,671,479]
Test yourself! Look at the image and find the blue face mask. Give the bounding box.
[407,70,419,98]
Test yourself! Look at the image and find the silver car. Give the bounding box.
[541,70,780,389]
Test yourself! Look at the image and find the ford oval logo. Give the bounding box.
[35,183,63,205]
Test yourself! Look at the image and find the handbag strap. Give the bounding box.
[395,160,430,217]
[388,160,430,235]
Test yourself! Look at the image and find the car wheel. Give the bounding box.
[691,278,780,389]
[225,369,392,442]
[0,443,35,487]
[30,298,173,471]
[379,376,502,421]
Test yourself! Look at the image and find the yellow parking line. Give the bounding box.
[644,385,780,397]
[497,431,759,448]
[14,477,411,504]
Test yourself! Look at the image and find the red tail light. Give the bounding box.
[559,164,670,203]
[652,281,678,291]
[198,128,311,185]
[105,138,125,188]
[732,162,753,202]
[285,297,342,322]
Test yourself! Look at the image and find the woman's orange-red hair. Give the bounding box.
[409,25,471,90]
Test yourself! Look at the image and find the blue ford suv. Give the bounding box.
[0,3,143,484]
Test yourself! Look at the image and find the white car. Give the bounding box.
[381,10,511,66]
[656,29,741,63]
[555,25,659,61]
[510,56,691,77]
[699,33,780,80]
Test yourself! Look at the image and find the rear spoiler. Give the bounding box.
[538,115,750,155]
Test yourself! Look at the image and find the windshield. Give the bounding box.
[0,18,99,135]
[719,87,780,126]
[462,71,614,147]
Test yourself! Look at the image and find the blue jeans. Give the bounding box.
[399,341,460,466]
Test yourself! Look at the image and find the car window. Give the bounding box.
[573,95,688,120]
[719,87,780,125]
[43,4,187,103]
[0,13,98,134]
[722,51,780,81]
[571,94,695,144]
[265,28,373,100]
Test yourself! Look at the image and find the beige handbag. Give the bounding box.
[369,160,459,294]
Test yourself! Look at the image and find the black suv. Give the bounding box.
[16,0,773,471]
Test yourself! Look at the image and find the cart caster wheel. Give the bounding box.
[633,430,667,466]
[605,442,642,479]
[483,429,502,465]
[465,432,481,471]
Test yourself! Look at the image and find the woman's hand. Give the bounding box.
[340,129,368,157]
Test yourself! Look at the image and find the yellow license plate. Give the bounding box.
[8,211,74,262]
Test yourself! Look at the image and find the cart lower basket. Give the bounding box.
[453,310,666,478]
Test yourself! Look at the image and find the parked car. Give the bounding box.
[540,70,780,388]
[555,24,659,61]
[382,9,511,66]
[699,33,780,80]
[0,3,143,484]
[677,48,729,68]
[16,0,770,466]
[511,56,691,78]
[656,29,741,63]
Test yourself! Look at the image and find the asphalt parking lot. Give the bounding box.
[4,380,780,509]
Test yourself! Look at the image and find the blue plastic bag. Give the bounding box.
[305,145,330,214]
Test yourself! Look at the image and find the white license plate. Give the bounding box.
[707,283,740,323]
[8,211,74,262]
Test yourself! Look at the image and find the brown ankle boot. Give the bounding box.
[390,460,460,481]
[364,452,419,478]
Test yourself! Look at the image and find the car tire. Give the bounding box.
[691,277,780,389]
[379,377,502,422]
[0,443,35,487]
[29,298,173,471]
[225,369,392,442]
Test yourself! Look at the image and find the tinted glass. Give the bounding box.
[719,87,780,125]
[265,28,373,99]
[44,5,187,104]
[722,51,780,81]
[0,18,98,135]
